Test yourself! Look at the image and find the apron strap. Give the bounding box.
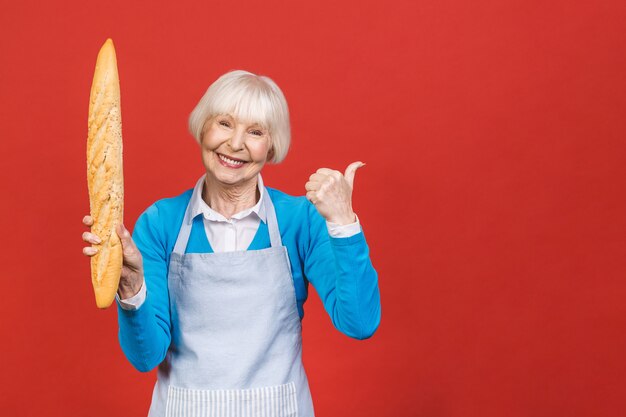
[173,200,194,254]
[263,188,283,248]
[173,185,283,254]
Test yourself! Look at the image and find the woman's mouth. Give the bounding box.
[217,153,247,168]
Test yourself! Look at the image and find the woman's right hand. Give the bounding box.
[82,215,145,299]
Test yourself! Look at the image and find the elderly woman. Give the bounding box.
[82,70,381,417]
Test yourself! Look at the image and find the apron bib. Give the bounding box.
[147,189,315,417]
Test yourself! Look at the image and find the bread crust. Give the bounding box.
[87,39,124,309]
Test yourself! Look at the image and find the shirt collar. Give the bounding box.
[188,174,267,224]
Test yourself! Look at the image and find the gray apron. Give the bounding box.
[147,189,315,417]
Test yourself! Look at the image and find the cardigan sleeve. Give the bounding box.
[116,203,172,372]
[302,201,381,339]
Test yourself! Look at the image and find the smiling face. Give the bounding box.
[200,114,273,188]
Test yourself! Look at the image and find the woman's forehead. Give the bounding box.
[216,113,268,128]
[214,88,273,125]
[222,110,269,125]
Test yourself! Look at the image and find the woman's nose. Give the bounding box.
[229,129,245,151]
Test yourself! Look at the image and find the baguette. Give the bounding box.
[87,38,124,309]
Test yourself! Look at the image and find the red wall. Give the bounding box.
[1,0,625,416]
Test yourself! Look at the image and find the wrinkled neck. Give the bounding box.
[202,175,259,219]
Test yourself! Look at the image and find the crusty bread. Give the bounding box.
[87,39,124,309]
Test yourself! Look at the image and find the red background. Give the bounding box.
[1,0,625,416]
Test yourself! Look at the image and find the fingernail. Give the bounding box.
[94,236,102,244]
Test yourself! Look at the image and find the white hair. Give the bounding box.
[188,70,291,163]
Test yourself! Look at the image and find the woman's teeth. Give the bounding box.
[218,154,245,166]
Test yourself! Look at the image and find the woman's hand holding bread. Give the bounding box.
[82,215,144,300]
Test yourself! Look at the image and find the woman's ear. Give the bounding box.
[267,147,276,162]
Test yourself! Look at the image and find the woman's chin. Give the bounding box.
[207,167,258,188]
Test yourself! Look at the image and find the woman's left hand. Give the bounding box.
[305,161,365,225]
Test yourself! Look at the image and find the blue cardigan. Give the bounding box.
[117,187,381,372]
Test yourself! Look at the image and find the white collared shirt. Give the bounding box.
[189,174,267,253]
[118,174,361,310]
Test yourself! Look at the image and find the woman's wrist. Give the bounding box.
[328,211,357,226]
[118,274,144,300]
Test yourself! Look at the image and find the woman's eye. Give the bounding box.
[249,130,263,136]
[219,121,231,128]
